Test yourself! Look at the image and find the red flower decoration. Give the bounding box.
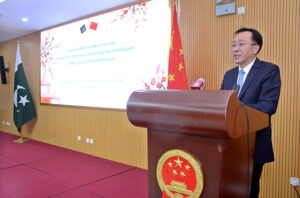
[143,64,167,90]
[157,82,162,88]
[144,82,150,90]
[151,78,156,85]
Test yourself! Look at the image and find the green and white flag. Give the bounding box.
[13,43,36,132]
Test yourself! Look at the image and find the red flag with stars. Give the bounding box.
[167,4,188,90]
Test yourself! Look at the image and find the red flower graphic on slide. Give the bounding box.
[143,64,167,90]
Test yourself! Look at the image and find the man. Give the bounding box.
[221,27,281,198]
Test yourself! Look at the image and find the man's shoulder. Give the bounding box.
[253,60,281,82]
[226,65,239,73]
[255,59,279,70]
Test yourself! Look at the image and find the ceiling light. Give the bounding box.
[21,18,28,22]
[0,0,6,3]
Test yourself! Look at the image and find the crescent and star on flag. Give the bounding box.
[14,85,30,109]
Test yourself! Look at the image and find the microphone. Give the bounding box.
[191,78,205,90]
[232,84,240,93]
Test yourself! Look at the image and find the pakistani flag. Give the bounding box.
[13,43,36,132]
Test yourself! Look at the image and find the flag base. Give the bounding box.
[13,137,29,143]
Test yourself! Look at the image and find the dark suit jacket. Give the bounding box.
[221,58,281,164]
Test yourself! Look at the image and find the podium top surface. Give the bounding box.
[126,90,268,139]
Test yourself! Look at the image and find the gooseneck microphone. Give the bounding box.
[190,78,205,90]
[232,84,240,93]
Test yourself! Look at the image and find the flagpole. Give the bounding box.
[177,0,180,24]
[13,127,29,143]
[17,40,20,48]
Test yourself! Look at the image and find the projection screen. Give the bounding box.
[40,0,171,109]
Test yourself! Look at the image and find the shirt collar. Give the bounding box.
[239,58,256,74]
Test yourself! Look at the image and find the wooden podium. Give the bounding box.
[126,90,268,198]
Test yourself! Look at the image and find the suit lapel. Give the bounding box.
[239,58,261,98]
[230,67,239,89]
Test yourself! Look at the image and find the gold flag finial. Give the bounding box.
[174,0,180,23]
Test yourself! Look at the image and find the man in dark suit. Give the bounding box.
[221,27,281,198]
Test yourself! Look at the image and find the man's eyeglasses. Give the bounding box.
[229,43,257,49]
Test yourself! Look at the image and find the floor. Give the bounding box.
[0,131,148,198]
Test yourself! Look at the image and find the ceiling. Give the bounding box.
[0,0,137,43]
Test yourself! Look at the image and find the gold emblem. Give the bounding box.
[156,149,204,198]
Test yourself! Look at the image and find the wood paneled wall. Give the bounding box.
[179,0,299,197]
[0,0,299,197]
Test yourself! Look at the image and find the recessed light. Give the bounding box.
[0,0,6,3]
[21,18,28,22]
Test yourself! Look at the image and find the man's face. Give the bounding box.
[231,31,259,68]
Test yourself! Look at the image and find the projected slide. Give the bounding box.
[40,0,171,109]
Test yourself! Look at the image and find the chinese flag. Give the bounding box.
[167,4,188,90]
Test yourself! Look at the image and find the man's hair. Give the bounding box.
[235,27,263,54]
